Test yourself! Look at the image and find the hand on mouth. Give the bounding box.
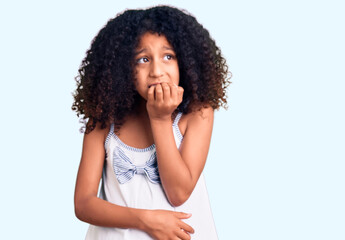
[148,83,160,89]
[148,82,178,89]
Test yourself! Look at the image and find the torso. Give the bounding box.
[86,109,218,239]
[86,106,217,239]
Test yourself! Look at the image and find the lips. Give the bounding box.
[148,82,162,88]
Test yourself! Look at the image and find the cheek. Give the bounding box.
[135,67,148,82]
[134,72,144,86]
[173,66,180,85]
[133,75,148,98]
[174,74,179,85]
[133,76,140,89]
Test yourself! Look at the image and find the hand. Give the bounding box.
[140,209,194,240]
[147,82,184,121]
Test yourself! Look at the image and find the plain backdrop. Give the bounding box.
[0,0,344,239]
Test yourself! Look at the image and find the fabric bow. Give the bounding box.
[113,146,160,184]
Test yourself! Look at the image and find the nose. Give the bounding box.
[149,59,164,78]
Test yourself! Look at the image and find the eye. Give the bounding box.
[137,57,149,64]
[163,54,175,61]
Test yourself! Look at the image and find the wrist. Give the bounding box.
[136,209,150,231]
[149,115,172,124]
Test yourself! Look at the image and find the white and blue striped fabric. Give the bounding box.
[113,146,160,184]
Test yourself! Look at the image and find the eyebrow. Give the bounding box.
[135,46,175,55]
[135,48,147,55]
[162,46,174,51]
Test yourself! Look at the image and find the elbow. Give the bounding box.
[168,191,192,207]
[170,199,186,207]
[165,177,195,207]
[74,197,89,222]
[74,201,84,221]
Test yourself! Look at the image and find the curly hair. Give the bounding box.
[72,5,231,133]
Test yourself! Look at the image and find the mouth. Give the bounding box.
[148,83,161,88]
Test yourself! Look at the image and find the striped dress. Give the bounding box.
[85,112,218,239]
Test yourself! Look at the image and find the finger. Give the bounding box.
[174,212,192,219]
[147,85,155,102]
[175,228,192,240]
[179,221,194,234]
[155,84,163,102]
[161,82,171,101]
[169,82,178,102]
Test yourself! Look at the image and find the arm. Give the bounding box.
[147,83,214,206]
[74,122,144,228]
[74,121,194,239]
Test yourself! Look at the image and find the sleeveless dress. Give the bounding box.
[85,112,218,239]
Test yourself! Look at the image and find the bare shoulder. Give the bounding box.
[85,120,111,142]
[178,106,214,135]
[188,105,214,123]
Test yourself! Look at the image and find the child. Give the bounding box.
[72,5,230,240]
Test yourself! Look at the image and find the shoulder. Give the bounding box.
[85,120,111,143]
[178,105,214,136]
[186,105,214,130]
[187,105,214,122]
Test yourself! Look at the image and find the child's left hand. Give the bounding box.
[146,82,184,121]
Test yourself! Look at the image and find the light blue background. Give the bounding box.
[1,0,344,239]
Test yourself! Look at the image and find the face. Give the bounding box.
[134,32,179,100]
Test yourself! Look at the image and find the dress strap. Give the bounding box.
[104,123,115,147]
[172,112,183,142]
[173,112,183,126]
[110,123,115,133]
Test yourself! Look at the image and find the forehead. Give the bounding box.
[136,32,173,50]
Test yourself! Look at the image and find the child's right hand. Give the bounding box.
[146,82,184,122]
[139,209,194,240]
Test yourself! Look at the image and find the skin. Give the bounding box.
[74,32,214,240]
